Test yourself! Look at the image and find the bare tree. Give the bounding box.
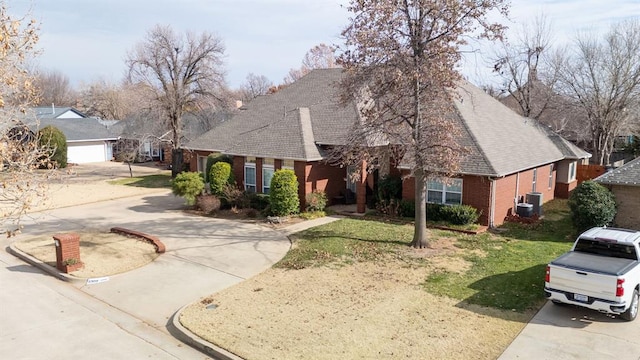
[239,73,272,102]
[492,16,589,144]
[284,43,339,84]
[493,15,559,119]
[336,0,508,248]
[78,79,144,120]
[34,69,76,106]
[126,24,226,176]
[557,20,640,165]
[0,3,51,236]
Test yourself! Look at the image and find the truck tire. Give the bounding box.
[621,288,639,321]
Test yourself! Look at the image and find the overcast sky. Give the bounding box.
[8,0,640,89]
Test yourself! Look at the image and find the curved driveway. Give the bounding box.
[11,190,291,332]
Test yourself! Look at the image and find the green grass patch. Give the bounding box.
[279,199,576,313]
[424,199,575,311]
[275,218,415,269]
[108,174,172,188]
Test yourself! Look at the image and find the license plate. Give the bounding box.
[574,293,588,302]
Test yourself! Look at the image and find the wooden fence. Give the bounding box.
[577,164,606,183]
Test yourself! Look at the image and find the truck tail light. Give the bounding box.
[545,266,550,283]
[616,278,625,297]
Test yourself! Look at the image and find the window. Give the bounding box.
[569,162,577,181]
[197,155,207,174]
[427,178,462,205]
[263,167,274,193]
[532,168,537,192]
[548,164,554,189]
[263,158,275,194]
[244,157,256,192]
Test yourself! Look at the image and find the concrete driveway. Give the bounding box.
[11,191,291,330]
[499,301,640,359]
[2,190,291,358]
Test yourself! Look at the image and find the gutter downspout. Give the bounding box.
[515,172,520,210]
[489,177,497,229]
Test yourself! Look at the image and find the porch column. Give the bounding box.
[356,160,367,213]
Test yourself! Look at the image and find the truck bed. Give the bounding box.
[551,252,638,276]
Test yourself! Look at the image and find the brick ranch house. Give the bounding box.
[184,68,590,227]
[595,157,640,230]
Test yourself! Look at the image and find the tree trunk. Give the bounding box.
[410,167,429,248]
[171,148,183,178]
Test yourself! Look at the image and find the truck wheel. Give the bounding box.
[621,288,639,321]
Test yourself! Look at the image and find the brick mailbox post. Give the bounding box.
[53,233,83,273]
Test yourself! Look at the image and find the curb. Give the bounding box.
[169,303,244,360]
[7,243,86,285]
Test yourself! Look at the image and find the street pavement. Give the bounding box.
[0,249,207,359]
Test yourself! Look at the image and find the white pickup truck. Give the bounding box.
[544,227,640,321]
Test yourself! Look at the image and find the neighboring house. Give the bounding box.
[26,107,120,164]
[32,106,89,119]
[184,68,590,227]
[594,157,640,230]
[36,118,120,164]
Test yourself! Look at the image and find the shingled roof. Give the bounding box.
[185,68,590,175]
[36,118,120,141]
[595,157,640,187]
[184,68,358,161]
[31,107,88,119]
[453,81,590,176]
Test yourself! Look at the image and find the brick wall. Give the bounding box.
[401,164,559,227]
[461,175,492,226]
[232,156,245,190]
[611,185,640,229]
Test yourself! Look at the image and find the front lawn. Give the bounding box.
[108,174,172,188]
[180,199,575,359]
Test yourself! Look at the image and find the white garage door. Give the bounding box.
[67,142,107,164]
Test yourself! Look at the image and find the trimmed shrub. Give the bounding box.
[38,125,67,168]
[269,169,299,216]
[205,154,233,183]
[377,174,402,201]
[171,171,205,206]
[568,180,616,233]
[209,162,232,196]
[426,203,445,222]
[306,190,328,212]
[440,204,480,225]
[399,199,416,218]
[196,194,221,214]
[248,193,270,211]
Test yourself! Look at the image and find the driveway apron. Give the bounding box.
[499,302,640,359]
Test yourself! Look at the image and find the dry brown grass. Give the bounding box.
[14,231,159,278]
[180,248,533,360]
